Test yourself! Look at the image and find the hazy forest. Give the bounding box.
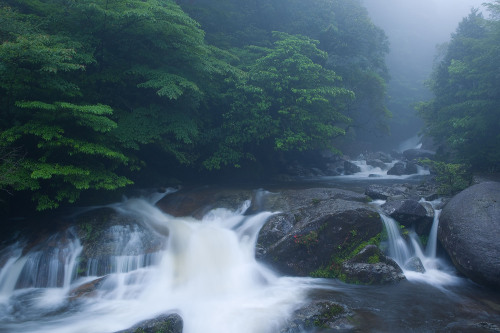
[1,0,499,213]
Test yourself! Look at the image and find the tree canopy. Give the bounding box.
[418,3,500,171]
[0,0,390,212]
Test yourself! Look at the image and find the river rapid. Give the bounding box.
[0,164,499,332]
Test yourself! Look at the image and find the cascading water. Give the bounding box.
[0,197,313,333]
[1,190,499,332]
[376,200,461,286]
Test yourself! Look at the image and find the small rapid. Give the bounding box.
[0,189,499,332]
[375,200,461,287]
[0,197,312,333]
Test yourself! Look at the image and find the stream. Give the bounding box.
[0,160,499,332]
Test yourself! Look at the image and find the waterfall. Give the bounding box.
[377,201,460,286]
[379,214,411,265]
[0,198,311,333]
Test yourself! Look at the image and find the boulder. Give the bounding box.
[73,207,166,277]
[114,313,183,333]
[404,257,426,273]
[156,186,253,218]
[405,162,419,175]
[381,199,433,233]
[340,245,405,284]
[402,149,436,161]
[257,189,381,277]
[280,300,353,332]
[366,159,388,170]
[324,161,344,176]
[387,162,406,176]
[69,276,108,300]
[343,160,361,175]
[365,184,408,200]
[439,182,500,288]
[366,151,393,163]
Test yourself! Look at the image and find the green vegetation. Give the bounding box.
[313,303,345,328]
[310,233,381,281]
[294,230,319,254]
[418,2,500,173]
[419,158,472,195]
[0,0,391,212]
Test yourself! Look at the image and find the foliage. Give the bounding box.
[0,0,392,211]
[310,233,381,281]
[0,4,132,210]
[418,5,500,171]
[204,32,353,169]
[179,0,391,142]
[419,159,472,195]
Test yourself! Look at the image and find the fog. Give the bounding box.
[362,0,486,146]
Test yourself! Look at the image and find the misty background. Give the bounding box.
[362,0,486,148]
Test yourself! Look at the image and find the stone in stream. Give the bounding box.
[113,313,183,333]
[439,181,500,289]
[256,188,382,278]
[365,184,409,200]
[340,245,406,284]
[404,257,426,274]
[344,160,361,175]
[387,162,406,176]
[381,199,433,235]
[366,159,388,170]
[280,300,354,332]
[72,207,166,277]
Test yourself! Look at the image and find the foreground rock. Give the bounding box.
[114,313,183,333]
[340,245,405,284]
[156,186,253,218]
[280,300,354,332]
[381,199,434,235]
[439,182,500,288]
[73,207,166,276]
[256,188,383,278]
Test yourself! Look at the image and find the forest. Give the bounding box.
[0,0,499,213]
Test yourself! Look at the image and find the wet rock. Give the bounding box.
[73,207,166,277]
[257,189,381,277]
[366,151,393,163]
[69,276,108,300]
[114,313,183,333]
[439,182,500,289]
[344,160,361,175]
[369,174,383,178]
[405,162,419,175]
[340,245,405,284]
[366,159,388,170]
[280,300,354,332]
[403,149,436,161]
[156,186,253,218]
[387,162,406,176]
[404,257,426,273]
[324,161,344,176]
[381,199,433,232]
[365,184,408,200]
[438,321,500,332]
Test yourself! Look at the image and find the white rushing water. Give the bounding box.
[343,159,430,180]
[0,198,313,333]
[0,191,466,333]
[375,200,461,287]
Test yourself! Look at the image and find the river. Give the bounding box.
[0,161,499,332]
